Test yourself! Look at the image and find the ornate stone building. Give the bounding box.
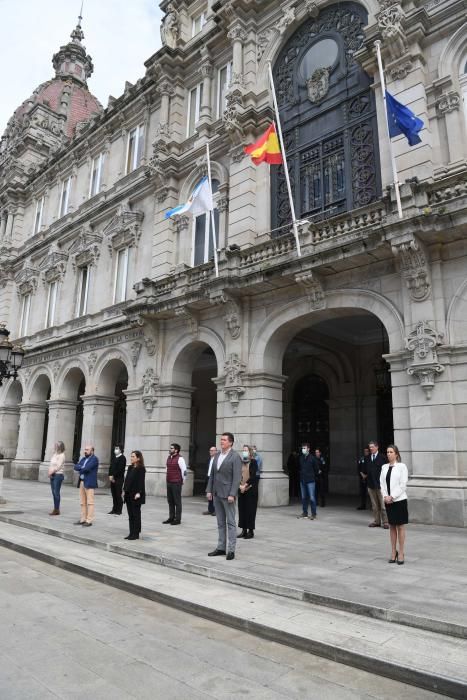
[1,1,466,526]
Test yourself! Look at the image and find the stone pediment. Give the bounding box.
[102,201,144,254]
[69,224,103,269]
[39,242,69,283]
[14,257,39,296]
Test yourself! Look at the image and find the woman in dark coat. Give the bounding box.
[123,450,146,540]
[237,445,259,539]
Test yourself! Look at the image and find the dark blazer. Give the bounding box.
[74,454,99,489]
[364,452,385,489]
[299,453,320,484]
[123,465,146,504]
[207,449,242,499]
[109,454,126,480]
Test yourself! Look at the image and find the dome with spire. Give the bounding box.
[0,12,103,158]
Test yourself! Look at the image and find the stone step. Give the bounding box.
[0,522,466,699]
[0,511,464,642]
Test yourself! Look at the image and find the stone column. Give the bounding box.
[241,372,288,507]
[157,79,174,136]
[38,399,79,483]
[227,24,246,88]
[0,211,7,239]
[4,208,15,241]
[81,394,116,486]
[10,402,47,480]
[436,94,466,165]
[0,405,21,460]
[199,57,213,122]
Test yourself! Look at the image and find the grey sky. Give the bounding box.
[0,0,163,134]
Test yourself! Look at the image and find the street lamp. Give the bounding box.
[0,323,25,386]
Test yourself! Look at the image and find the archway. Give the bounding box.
[190,347,218,492]
[282,311,393,500]
[57,366,87,467]
[11,372,51,480]
[0,380,23,465]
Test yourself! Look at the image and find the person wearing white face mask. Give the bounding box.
[237,445,259,539]
[297,443,320,520]
[108,444,126,515]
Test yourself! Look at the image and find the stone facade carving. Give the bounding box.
[144,335,157,357]
[52,361,61,381]
[377,2,410,72]
[160,3,180,49]
[175,307,198,336]
[15,259,39,297]
[102,201,144,254]
[436,92,461,115]
[307,67,331,104]
[406,321,444,400]
[141,368,159,416]
[391,237,431,302]
[256,29,272,62]
[87,351,98,375]
[209,292,242,339]
[223,353,246,413]
[39,243,68,284]
[295,271,326,310]
[223,92,244,143]
[277,5,296,35]
[130,341,142,367]
[69,224,103,270]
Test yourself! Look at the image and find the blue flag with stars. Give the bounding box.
[385,91,424,146]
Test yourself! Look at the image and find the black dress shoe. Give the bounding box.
[124,535,130,539]
[245,530,254,539]
[82,522,92,527]
[162,518,173,524]
[237,530,247,538]
[226,552,235,560]
[73,521,85,525]
[108,510,115,515]
[170,520,181,525]
[127,535,139,540]
[208,549,226,556]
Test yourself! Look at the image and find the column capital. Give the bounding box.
[81,394,117,407]
[47,399,79,410]
[19,402,47,413]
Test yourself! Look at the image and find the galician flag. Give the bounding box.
[165,176,213,219]
[244,122,283,165]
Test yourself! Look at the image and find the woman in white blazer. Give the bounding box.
[380,445,408,565]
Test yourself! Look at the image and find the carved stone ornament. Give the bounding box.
[391,237,431,302]
[146,139,168,190]
[306,67,331,104]
[175,307,198,336]
[52,361,61,381]
[436,92,461,115]
[304,1,320,18]
[69,224,103,270]
[130,341,142,367]
[87,351,98,374]
[210,292,242,339]
[406,321,444,400]
[256,29,272,62]
[223,353,246,413]
[102,200,144,254]
[15,258,39,297]
[144,335,157,357]
[277,5,296,35]
[295,271,326,310]
[160,2,179,49]
[377,2,408,62]
[223,91,244,144]
[227,25,247,44]
[39,242,68,284]
[141,368,159,416]
[175,215,190,235]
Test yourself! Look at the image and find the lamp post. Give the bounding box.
[0,323,25,386]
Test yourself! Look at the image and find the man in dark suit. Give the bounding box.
[108,444,126,515]
[206,432,242,560]
[203,446,217,515]
[364,440,388,529]
[357,446,370,510]
[73,444,99,527]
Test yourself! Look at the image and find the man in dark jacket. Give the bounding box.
[297,443,320,520]
[73,444,99,527]
[363,440,388,528]
[108,444,126,515]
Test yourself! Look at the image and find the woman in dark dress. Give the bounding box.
[380,445,409,565]
[237,445,259,539]
[123,450,146,540]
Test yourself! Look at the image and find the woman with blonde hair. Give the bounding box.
[48,441,66,515]
[380,444,409,565]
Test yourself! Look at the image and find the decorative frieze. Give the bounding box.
[141,368,159,416]
[223,353,246,413]
[102,201,144,254]
[391,237,431,302]
[406,321,444,399]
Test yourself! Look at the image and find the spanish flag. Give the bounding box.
[244,122,283,165]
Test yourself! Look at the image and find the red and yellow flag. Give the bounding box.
[244,122,283,165]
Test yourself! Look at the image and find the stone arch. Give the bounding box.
[56,361,88,400]
[285,354,342,400]
[179,160,229,203]
[92,349,132,394]
[446,277,467,344]
[161,327,225,385]
[28,369,53,402]
[0,380,24,460]
[438,22,467,82]
[255,0,377,94]
[250,289,405,375]
[0,377,23,406]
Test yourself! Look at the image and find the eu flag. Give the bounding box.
[385,91,424,147]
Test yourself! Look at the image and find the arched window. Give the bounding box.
[271,2,381,233]
[192,178,220,266]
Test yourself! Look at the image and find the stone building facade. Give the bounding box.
[1,0,467,526]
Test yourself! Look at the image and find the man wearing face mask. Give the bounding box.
[297,443,320,520]
[108,444,126,515]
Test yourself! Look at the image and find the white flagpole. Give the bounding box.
[375,40,403,219]
[267,60,302,257]
[206,142,219,277]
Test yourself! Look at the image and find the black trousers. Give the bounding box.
[110,477,124,514]
[126,498,142,536]
[238,488,258,530]
[358,477,368,508]
[316,473,329,506]
[167,482,182,522]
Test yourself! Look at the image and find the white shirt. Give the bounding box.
[177,456,187,480]
[217,448,231,470]
[207,456,215,477]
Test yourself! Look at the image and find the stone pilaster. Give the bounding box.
[80,394,116,486]
[11,402,47,480]
[0,405,21,460]
[38,399,79,483]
